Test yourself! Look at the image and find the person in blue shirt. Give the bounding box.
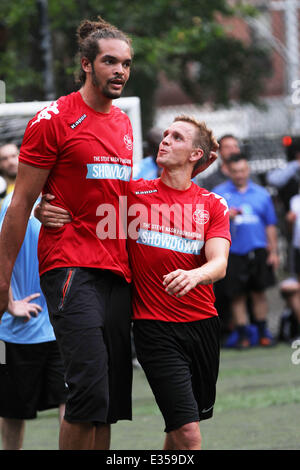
[213,153,279,349]
[195,134,241,191]
[132,127,162,180]
[0,193,66,450]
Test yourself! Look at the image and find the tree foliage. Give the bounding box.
[0,0,272,131]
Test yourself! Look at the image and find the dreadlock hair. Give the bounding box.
[76,16,133,85]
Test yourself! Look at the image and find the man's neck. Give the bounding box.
[80,86,112,114]
[235,182,249,193]
[160,169,192,191]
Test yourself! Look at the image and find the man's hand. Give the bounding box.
[34,194,72,227]
[162,238,230,298]
[7,293,42,323]
[286,210,296,224]
[163,269,200,298]
[267,251,280,271]
[228,207,242,220]
[266,225,280,272]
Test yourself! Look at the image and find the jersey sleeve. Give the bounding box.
[19,105,61,170]
[205,193,231,244]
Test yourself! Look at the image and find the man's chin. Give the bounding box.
[7,172,18,179]
[103,88,124,100]
[155,159,165,171]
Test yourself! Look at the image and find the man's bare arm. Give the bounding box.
[163,237,230,297]
[0,162,50,316]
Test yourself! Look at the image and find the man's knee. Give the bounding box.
[170,421,201,450]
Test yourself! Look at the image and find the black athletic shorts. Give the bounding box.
[133,316,220,433]
[0,340,66,420]
[40,267,133,425]
[216,248,275,299]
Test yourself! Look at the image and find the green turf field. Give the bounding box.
[2,342,299,451]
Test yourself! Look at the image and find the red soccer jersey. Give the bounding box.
[19,91,133,281]
[127,178,231,322]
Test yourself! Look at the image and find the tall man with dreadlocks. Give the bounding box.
[0,17,134,450]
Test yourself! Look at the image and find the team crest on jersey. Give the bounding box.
[31,101,59,126]
[193,209,210,225]
[124,134,133,151]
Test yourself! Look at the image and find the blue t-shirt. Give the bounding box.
[212,180,277,255]
[0,194,55,344]
[133,156,159,180]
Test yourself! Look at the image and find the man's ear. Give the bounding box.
[81,57,92,73]
[190,148,204,163]
[192,151,218,178]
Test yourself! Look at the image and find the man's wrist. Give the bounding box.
[267,245,278,254]
[7,291,14,314]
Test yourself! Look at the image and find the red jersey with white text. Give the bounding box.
[127,178,231,322]
[19,91,133,281]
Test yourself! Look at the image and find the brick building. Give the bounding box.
[155,0,300,106]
